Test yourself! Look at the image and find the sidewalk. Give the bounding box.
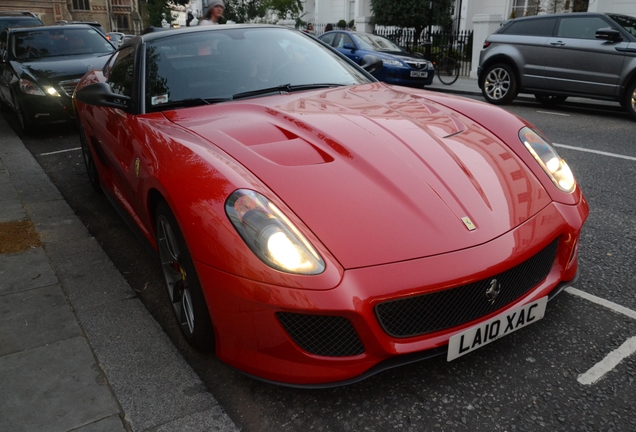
[0,116,239,432]
[426,75,482,96]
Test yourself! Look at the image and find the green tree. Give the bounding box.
[267,0,304,21]
[223,0,268,23]
[370,0,453,43]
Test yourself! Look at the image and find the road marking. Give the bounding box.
[554,143,636,162]
[537,111,570,116]
[565,287,636,385]
[577,337,636,385]
[39,147,81,156]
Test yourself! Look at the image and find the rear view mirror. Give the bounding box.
[74,82,131,111]
[359,54,383,75]
[596,27,622,42]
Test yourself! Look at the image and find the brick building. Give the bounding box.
[0,0,143,34]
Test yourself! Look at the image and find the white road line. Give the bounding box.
[577,336,636,385]
[537,111,570,116]
[565,287,636,320]
[554,143,636,162]
[565,287,636,385]
[39,147,81,156]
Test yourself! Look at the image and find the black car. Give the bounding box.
[0,11,43,33]
[0,24,115,131]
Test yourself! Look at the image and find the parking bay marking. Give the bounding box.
[554,143,636,162]
[39,147,81,156]
[565,287,636,385]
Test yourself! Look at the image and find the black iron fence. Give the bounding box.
[373,27,473,77]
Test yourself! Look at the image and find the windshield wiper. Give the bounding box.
[232,83,346,100]
[156,97,231,109]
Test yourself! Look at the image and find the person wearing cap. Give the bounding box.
[199,0,224,25]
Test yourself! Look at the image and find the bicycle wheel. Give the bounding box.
[436,57,460,85]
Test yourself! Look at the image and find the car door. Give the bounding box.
[0,30,14,106]
[332,32,361,63]
[90,46,144,223]
[544,15,627,97]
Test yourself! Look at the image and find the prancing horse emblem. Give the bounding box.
[485,279,501,304]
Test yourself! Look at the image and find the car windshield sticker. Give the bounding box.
[151,94,169,105]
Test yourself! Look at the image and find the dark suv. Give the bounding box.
[0,11,43,33]
[478,13,636,120]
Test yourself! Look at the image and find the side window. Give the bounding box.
[341,34,354,47]
[503,18,557,36]
[320,33,335,46]
[0,31,7,58]
[557,17,609,39]
[107,46,134,97]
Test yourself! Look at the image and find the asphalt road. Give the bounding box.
[4,94,635,432]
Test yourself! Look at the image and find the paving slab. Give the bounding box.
[0,247,58,296]
[0,283,83,356]
[0,337,123,432]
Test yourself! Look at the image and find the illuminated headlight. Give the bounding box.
[520,127,575,193]
[225,190,325,275]
[382,59,402,66]
[44,86,61,97]
[19,79,45,96]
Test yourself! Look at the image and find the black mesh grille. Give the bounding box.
[375,238,560,338]
[277,313,365,357]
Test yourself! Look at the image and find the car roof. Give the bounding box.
[0,11,39,17]
[138,23,289,42]
[6,23,108,34]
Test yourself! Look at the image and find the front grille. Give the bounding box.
[404,61,428,70]
[277,313,365,357]
[58,78,81,97]
[375,238,560,338]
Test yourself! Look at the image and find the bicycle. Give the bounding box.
[433,54,460,85]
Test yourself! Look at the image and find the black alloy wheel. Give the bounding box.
[79,124,102,192]
[155,201,215,352]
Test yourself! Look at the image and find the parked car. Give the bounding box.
[478,12,636,120]
[0,11,43,33]
[56,20,107,36]
[319,30,435,88]
[73,25,588,387]
[107,31,125,48]
[0,24,116,131]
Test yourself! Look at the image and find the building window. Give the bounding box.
[73,0,90,11]
[511,0,541,18]
[117,14,130,31]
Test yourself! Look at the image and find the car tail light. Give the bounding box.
[483,41,491,48]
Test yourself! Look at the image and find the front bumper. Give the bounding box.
[17,93,75,125]
[196,200,587,386]
[380,67,435,87]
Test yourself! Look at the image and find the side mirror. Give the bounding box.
[359,54,383,76]
[343,43,356,51]
[596,27,622,42]
[74,82,131,111]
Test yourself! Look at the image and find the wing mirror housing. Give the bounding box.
[343,43,357,52]
[596,27,623,42]
[359,54,383,76]
[74,82,131,111]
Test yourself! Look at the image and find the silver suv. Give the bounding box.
[478,13,636,120]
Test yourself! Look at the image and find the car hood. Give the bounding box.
[165,83,551,269]
[12,54,110,84]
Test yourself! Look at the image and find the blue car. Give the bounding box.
[318,30,434,88]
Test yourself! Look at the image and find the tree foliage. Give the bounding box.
[145,0,175,27]
[370,0,453,40]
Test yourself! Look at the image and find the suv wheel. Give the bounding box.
[624,80,636,121]
[534,94,568,106]
[481,63,518,105]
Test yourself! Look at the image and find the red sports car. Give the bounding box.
[73,25,588,387]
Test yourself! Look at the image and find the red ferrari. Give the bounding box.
[74,25,588,387]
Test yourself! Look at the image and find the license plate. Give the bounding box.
[410,71,428,78]
[447,297,547,361]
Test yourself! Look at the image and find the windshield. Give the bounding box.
[352,33,403,53]
[608,14,636,37]
[12,27,115,60]
[145,27,373,111]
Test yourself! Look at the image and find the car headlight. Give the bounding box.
[519,127,575,193]
[19,78,46,96]
[382,59,402,67]
[225,189,325,275]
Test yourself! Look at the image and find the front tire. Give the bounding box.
[79,124,102,193]
[481,63,518,105]
[624,80,636,121]
[155,201,215,352]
